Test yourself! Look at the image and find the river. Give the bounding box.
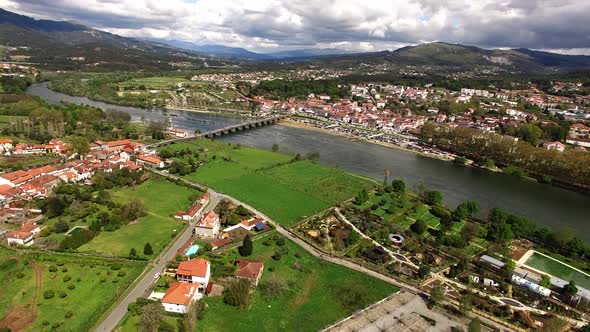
[27,82,590,242]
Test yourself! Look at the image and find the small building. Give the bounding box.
[542,141,565,152]
[176,258,211,285]
[211,238,232,250]
[479,255,506,269]
[136,154,164,168]
[6,230,34,246]
[161,282,203,313]
[234,259,265,286]
[193,211,220,238]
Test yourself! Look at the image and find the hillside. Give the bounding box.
[0,8,207,71]
[306,42,590,73]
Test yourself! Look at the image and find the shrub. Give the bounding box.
[260,276,289,299]
[275,238,286,246]
[272,251,283,261]
[111,264,122,271]
[223,279,251,307]
[112,279,119,283]
[63,275,71,282]
[58,291,67,298]
[67,284,75,290]
[48,266,57,272]
[117,270,127,277]
[65,311,73,319]
[294,252,302,258]
[16,272,25,279]
[76,277,81,282]
[42,320,50,326]
[56,262,65,266]
[61,268,68,272]
[43,290,55,299]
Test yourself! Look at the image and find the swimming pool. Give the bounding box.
[185,244,200,256]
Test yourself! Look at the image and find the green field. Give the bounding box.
[117,76,192,90]
[0,115,26,129]
[525,252,590,289]
[163,139,375,227]
[0,248,143,332]
[198,234,398,332]
[79,178,197,257]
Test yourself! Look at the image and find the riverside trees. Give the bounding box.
[419,123,590,189]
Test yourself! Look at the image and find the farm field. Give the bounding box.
[525,252,590,289]
[116,76,192,90]
[0,248,143,332]
[0,115,26,129]
[198,234,398,332]
[160,139,375,227]
[79,178,197,258]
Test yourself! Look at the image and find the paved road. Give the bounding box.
[94,188,220,332]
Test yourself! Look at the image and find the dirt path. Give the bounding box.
[0,263,42,331]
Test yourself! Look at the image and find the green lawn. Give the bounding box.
[0,248,143,332]
[174,139,374,227]
[79,178,197,258]
[525,252,590,289]
[198,234,398,332]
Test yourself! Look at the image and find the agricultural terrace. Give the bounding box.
[158,139,375,227]
[198,234,398,332]
[116,76,194,90]
[79,178,199,257]
[524,252,590,289]
[0,115,26,129]
[0,248,143,332]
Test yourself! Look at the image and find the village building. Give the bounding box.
[176,258,211,284]
[542,141,566,152]
[161,282,203,313]
[234,259,264,286]
[193,211,220,238]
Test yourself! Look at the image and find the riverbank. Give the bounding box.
[281,118,456,162]
[164,105,252,118]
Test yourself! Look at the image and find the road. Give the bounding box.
[94,188,220,332]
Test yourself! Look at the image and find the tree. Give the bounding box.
[540,274,551,288]
[460,222,479,242]
[354,189,369,205]
[52,220,69,233]
[422,190,443,206]
[418,265,431,279]
[194,128,201,135]
[505,259,516,273]
[410,220,427,235]
[129,248,137,258]
[391,179,405,193]
[144,242,153,255]
[223,279,251,307]
[467,318,481,332]
[139,302,163,332]
[239,235,253,257]
[564,280,578,298]
[429,285,445,307]
[259,276,289,299]
[271,143,279,152]
[71,136,90,159]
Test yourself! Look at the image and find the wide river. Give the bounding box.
[27,82,590,242]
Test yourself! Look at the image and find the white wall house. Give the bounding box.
[161,282,203,313]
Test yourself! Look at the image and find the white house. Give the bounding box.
[542,141,566,152]
[7,230,34,246]
[161,282,203,313]
[193,211,220,238]
[176,258,211,284]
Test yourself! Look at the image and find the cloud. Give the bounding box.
[1,0,589,53]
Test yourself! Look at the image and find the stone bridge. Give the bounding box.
[147,115,288,148]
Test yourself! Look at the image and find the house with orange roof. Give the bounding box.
[136,154,164,168]
[6,230,34,246]
[193,211,220,238]
[175,193,209,221]
[234,259,264,286]
[176,258,211,284]
[161,282,203,313]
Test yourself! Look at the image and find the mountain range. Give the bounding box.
[1,8,590,72]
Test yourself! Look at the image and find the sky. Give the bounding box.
[1,0,590,54]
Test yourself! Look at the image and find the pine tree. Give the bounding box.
[144,242,153,255]
[129,248,137,257]
[238,235,253,257]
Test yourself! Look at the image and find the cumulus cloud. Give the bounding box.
[1,0,589,53]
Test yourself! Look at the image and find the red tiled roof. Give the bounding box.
[162,282,200,305]
[196,211,218,229]
[235,259,264,279]
[177,258,209,277]
[211,238,231,249]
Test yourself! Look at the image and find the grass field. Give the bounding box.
[0,248,143,332]
[164,139,375,227]
[79,178,198,258]
[525,252,590,289]
[198,234,398,332]
[117,76,192,90]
